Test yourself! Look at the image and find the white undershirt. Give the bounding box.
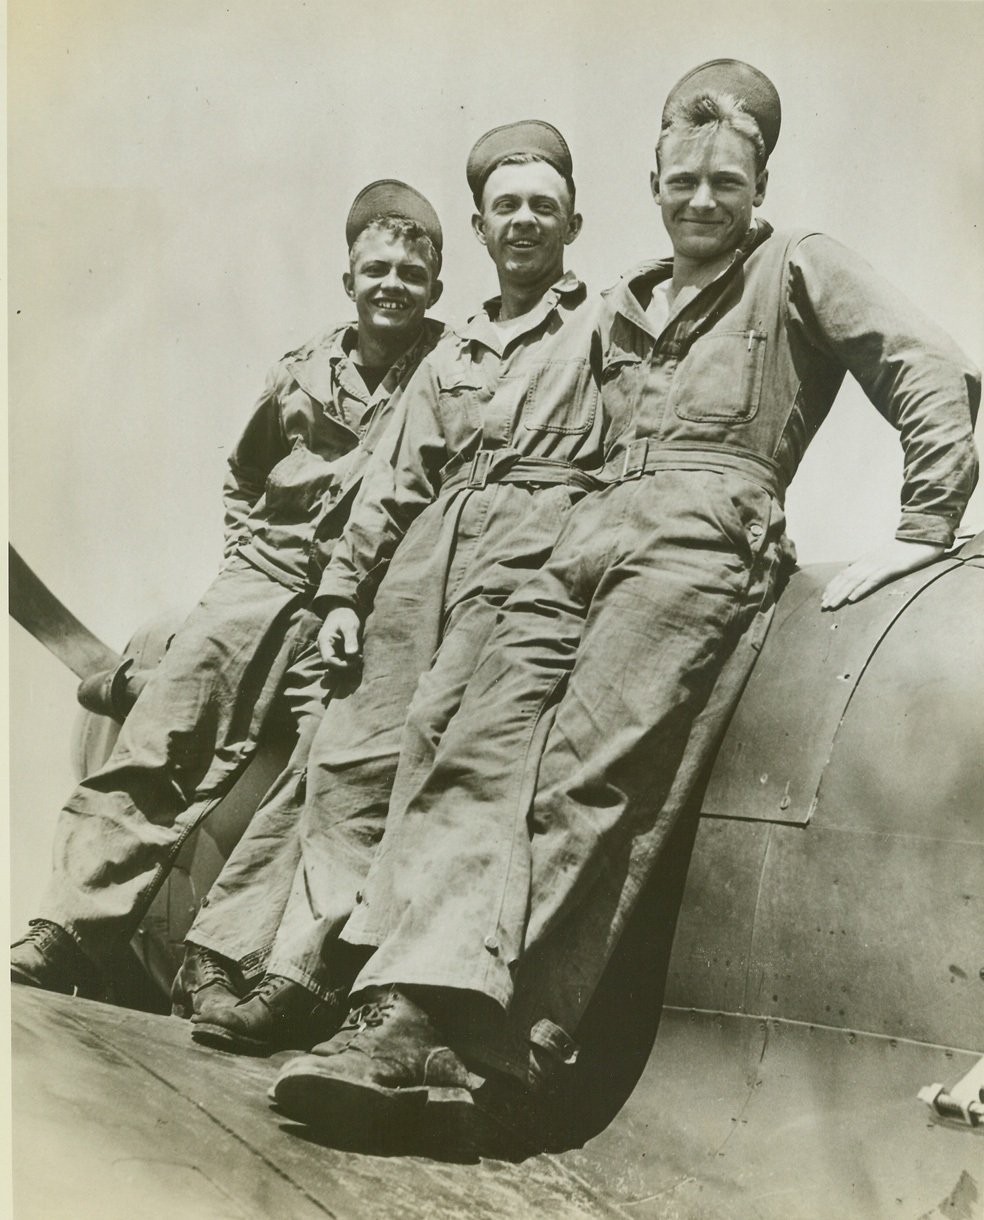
[491,307,538,343]
[645,282,672,333]
[646,221,758,332]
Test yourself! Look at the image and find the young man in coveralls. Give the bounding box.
[11,182,445,1016]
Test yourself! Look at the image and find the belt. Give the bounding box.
[601,440,786,502]
[440,448,601,497]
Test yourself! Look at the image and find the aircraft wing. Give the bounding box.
[12,987,981,1220]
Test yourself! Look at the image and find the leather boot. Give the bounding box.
[191,973,342,1056]
[171,944,242,1019]
[10,919,106,1000]
[271,986,484,1132]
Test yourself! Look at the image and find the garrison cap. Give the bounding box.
[662,59,781,156]
[345,179,443,257]
[466,120,573,202]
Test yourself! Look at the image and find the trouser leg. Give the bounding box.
[263,609,504,1000]
[342,529,599,1006]
[268,483,579,1000]
[262,521,447,999]
[184,634,327,973]
[364,483,584,923]
[508,473,784,1064]
[337,523,599,1081]
[37,559,307,967]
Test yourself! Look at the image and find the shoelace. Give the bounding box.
[339,995,395,1034]
[21,920,63,947]
[197,950,234,988]
[241,973,292,1005]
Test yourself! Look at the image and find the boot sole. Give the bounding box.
[272,1065,474,1136]
[190,1021,271,1057]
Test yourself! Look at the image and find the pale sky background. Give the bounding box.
[7,0,984,931]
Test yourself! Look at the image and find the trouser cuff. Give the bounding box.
[530,1019,579,1085]
[184,932,271,984]
[264,960,339,1004]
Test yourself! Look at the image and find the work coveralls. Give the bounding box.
[338,224,981,1079]
[187,274,609,996]
[39,320,444,969]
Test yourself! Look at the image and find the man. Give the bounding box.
[180,121,610,1056]
[269,61,980,1138]
[10,181,445,1004]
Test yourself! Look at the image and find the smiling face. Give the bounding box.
[472,160,582,296]
[343,229,441,343]
[653,126,767,270]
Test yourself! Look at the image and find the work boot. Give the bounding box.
[190,973,342,1057]
[171,944,242,1020]
[10,919,105,999]
[271,986,483,1134]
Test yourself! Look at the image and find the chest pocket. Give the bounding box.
[437,372,487,435]
[522,359,597,435]
[599,350,646,436]
[669,330,767,424]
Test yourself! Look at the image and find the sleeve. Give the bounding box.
[221,364,292,557]
[313,353,450,616]
[787,234,980,547]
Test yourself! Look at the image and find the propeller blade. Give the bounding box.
[8,544,121,679]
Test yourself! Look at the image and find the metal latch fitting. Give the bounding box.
[919,1056,984,1126]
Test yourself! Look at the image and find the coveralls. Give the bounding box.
[39,320,444,969]
[336,224,981,1079]
[187,274,609,997]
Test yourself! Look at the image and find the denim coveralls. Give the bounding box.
[39,320,443,968]
[187,275,610,995]
[335,224,980,1079]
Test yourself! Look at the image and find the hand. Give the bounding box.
[317,607,363,675]
[821,539,946,610]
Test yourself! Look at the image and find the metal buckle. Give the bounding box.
[620,438,649,480]
[467,449,494,489]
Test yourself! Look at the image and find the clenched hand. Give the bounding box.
[318,606,363,675]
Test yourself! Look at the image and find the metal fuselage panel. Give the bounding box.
[668,546,984,1052]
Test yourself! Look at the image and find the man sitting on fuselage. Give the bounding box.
[10,182,445,1018]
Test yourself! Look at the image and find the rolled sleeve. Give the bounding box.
[789,234,980,547]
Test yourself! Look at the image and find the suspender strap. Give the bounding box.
[440,448,602,497]
[602,440,786,503]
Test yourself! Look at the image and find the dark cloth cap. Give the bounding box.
[345,180,443,253]
[466,120,573,200]
[662,59,781,155]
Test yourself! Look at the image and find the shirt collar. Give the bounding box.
[285,323,356,405]
[290,319,443,407]
[462,270,586,354]
[606,221,773,337]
